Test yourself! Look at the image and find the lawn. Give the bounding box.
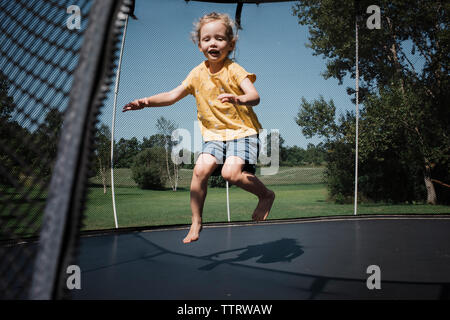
[83,167,450,231]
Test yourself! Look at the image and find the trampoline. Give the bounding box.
[71,216,450,300]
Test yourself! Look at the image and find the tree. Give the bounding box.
[94,124,111,194]
[156,116,180,191]
[0,72,37,187]
[1,72,64,188]
[293,0,449,204]
[0,72,18,186]
[141,134,165,151]
[304,143,326,166]
[32,108,63,180]
[285,145,306,166]
[296,96,337,139]
[0,72,14,120]
[114,137,141,168]
[0,122,34,186]
[296,96,356,201]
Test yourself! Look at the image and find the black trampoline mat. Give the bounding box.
[71,217,450,300]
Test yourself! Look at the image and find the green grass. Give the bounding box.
[84,168,450,231]
[0,186,46,239]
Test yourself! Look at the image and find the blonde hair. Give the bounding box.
[190,12,237,45]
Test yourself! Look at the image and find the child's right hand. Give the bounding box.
[122,99,145,112]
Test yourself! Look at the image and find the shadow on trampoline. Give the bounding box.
[75,235,304,276]
[199,238,304,271]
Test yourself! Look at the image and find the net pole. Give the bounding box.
[232,2,242,61]
[232,27,239,61]
[226,181,231,222]
[111,14,129,228]
[354,18,359,216]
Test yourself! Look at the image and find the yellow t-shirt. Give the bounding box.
[182,58,263,141]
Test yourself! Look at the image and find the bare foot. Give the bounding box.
[252,190,275,221]
[183,222,203,243]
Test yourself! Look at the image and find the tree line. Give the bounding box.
[109,131,326,170]
[1,70,63,189]
[94,119,327,192]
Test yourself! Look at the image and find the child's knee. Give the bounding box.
[221,166,240,184]
[193,164,215,181]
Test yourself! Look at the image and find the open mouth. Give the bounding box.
[208,50,220,57]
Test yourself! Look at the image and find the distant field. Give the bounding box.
[89,166,326,188]
[84,167,450,231]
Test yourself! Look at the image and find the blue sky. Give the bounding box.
[101,0,356,149]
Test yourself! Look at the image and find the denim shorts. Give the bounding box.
[202,134,259,165]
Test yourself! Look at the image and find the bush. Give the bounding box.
[209,175,227,188]
[131,147,167,190]
[324,141,355,202]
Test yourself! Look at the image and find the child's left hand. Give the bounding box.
[218,93,240,105]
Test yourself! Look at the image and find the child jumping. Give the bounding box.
[123,12,275,243]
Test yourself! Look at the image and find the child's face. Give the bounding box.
[198,21,234,65]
